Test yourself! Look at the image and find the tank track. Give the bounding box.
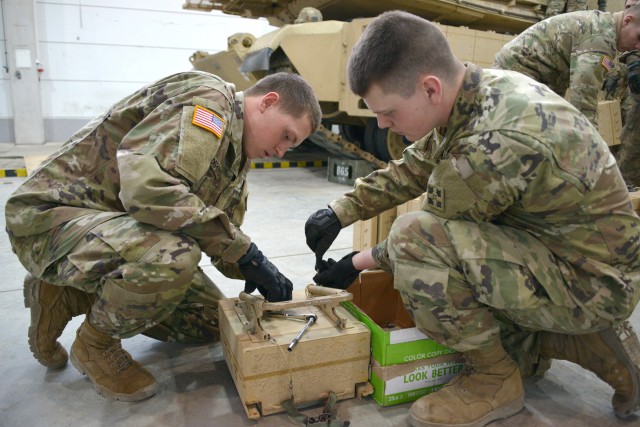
[309,125,387,170]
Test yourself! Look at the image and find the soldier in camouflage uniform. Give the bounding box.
[5,71,321,401]
[602,0,638,124]
[546,0,588,18]
[494,5,640,127]
[305,11,640,427]
[618,50,640,187]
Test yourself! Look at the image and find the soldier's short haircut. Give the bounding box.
[245,72,322,131]
[627,2,640,15]
[347,11,459,98]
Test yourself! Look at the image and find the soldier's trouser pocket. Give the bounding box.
[387,211,601,351]
[51,216,202,338]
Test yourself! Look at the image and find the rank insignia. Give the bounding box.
[192,105,225,138]
[426,184,444,211]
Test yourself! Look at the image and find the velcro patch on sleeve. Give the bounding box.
[192,105,225,138]
[601,55,614,72]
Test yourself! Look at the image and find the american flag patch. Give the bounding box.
[192,105,225,138]
[601,55,615,71]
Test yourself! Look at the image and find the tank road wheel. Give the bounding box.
[364,119,412,161]
[338,124,365,145]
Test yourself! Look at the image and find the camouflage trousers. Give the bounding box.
[387,211,614,377]
[618,98,640,187]
[546,0,587,17]
[36,216,224,343]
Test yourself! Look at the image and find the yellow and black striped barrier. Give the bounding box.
[0,161,327,178]
[251,160,327,169]
[0,168,27,178]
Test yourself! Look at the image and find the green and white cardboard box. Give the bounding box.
[341,270,464,406]
[370,354,464,406]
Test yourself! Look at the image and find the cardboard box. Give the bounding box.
[352,216,378,251]
[341,270,462,406]
[355,196,425,251]
[598,99,622,146]
[376,207,397,243]
[219,292,371,419]
[342,270,459,366]
[370,355,464,406]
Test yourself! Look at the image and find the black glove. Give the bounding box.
[628,60,640,95]
[305,208,342,270]
[602,73,618,100]
[238,242,293,302]
[313,251,361,290]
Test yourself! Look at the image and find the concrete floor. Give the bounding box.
[1,145,640,427]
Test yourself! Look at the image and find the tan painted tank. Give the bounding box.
[184,0,548,164]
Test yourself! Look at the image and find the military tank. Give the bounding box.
[183,0,548,166]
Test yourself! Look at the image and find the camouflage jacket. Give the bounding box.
[493,10,619,126]
[330,63,640,317]
[6,71,251,275]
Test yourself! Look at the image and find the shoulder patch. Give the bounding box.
[601,55,615,72]
[426,184,445,211]
[192,105,225,138]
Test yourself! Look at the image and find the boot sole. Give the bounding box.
[23,276,68,369]
[600,324,640,418]
[70,349,159,402]
[408,394,525,427]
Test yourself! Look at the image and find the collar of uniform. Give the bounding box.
[228,91,251,173]
[441,62,482,146]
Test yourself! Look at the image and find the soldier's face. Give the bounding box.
[618,16,640,52]
[363,78,444,142]
[243,92,312,159]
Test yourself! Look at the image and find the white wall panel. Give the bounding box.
[12,0,275,125]
[0,79,12,122]
[40,80,146,117]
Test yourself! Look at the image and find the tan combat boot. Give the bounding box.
[23,274,96,369]
[70,319,158,401]
[540,321,640,418]
[408,339,524,427]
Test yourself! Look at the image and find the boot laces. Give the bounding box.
[102,343,133,374]
[443,358,475,392]
[615,321,640,367]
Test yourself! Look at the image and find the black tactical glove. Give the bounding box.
[238,242,293,302]
[602,73,618,100]
[313,251,361,290]
[305,208,342,270]
[627,60,640,95]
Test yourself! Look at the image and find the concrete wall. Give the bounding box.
[0,0,275,144]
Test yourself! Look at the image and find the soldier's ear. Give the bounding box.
[259,92,280,112]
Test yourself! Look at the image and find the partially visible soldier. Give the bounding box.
[6,71,321,401]
[494,4,640,127]
[602,0,638,123]
[546,0,588,18]
[294,7,323,24]
[306,10,640,427]
[618,50,640,187]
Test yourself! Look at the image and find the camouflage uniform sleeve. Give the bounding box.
[567,41,615,126]
[371,130,533,271]
[329,134,437,226]
[117,85,251,264]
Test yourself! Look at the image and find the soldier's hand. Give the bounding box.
[313,251,361,290]
[238,243,293,302]
[628,60,640,95]
[602,73,618,100]
[305,208,342,270]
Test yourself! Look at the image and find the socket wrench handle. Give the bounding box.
[288,314,317,351]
